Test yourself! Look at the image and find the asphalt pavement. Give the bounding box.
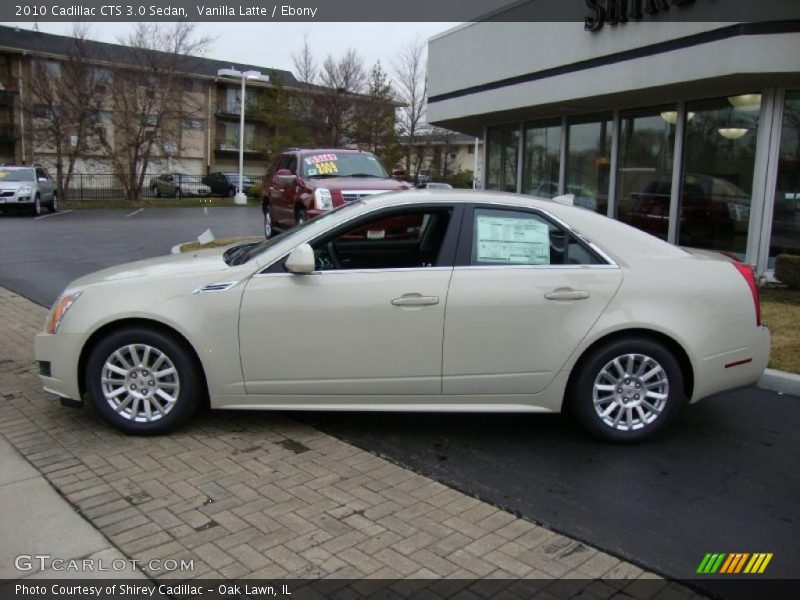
[1,207,797,597]
[0,207,263,306]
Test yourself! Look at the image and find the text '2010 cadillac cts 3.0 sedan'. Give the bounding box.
[35,191,770,442]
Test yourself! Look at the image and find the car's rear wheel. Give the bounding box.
[85,327,202,434]
[227,187,236,198]
[49,193,58,213]
[152,186,160,198]
[31,195,41,217]
[569,337,685,442]
[263,205,273,238]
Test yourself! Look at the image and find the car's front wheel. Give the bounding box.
[569,337,685,442]
[31,195,42,217]
[85,327,202,434]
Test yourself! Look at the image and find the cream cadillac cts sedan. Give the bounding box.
[35,191,770,442]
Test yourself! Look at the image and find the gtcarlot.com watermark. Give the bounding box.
[15,553,194,573]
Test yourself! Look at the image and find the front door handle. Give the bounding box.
[391,294,439,307]
[544,288,590,301]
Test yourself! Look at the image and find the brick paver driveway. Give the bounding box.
[0,285,702,598]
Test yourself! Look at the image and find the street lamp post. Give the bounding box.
[216,67,270,205]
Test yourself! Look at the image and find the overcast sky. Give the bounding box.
[12,22,460,79]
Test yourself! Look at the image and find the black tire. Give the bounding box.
[175,188,182,200]
[263,204,273,238]
[85,327,203,435]
[31,195,42,217]
[48,193,58,213]
[152,186,160,198]
[227,187,236,198]
[295,207,308,226]
[568,337,685,443]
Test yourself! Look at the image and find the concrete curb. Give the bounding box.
[757,368,800,396]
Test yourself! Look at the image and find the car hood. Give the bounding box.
[305,177,409,191]
[69,247,233,289]
[0,181,31,190]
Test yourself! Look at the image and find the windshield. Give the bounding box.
[0,168,34,182]
[224,201,365,266]
[301,152,388,179]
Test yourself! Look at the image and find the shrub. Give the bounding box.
[447,170,474,189]
[775,254,800,288]
[247,183,262,199]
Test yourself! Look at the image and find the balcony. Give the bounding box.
[214,103,263,121]
[0,89,17,107]
[0,124,19,142]
[214,139,264,154]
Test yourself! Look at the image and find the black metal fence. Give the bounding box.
[58,173,266,202]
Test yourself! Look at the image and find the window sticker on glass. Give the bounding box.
[304,153,337,165]
[307,168,318,176]
[475,214,550,264]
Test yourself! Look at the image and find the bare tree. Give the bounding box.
[23,23,105,202]
[96,23,212,203]
[393,37,428,179]
[292,33,317,84]
[355,61,399,167]
[318,48,366,147]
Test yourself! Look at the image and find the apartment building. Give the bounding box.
[0,25,322,178]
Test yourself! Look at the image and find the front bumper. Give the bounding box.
[0,196,33,210]
[34,331,84,402]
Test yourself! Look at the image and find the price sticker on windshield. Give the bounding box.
[316,161,339,175]
[305,153,337,165]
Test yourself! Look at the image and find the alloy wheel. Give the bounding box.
[264,209,272,238]
[100,344,180,423]
[592,353,669,432]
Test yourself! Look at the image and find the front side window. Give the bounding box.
[312,208,453,271]
[470,208,603,266]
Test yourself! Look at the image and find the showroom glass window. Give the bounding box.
[769,91,800,268]
[566,114,612,213]
[679,94,761,257]
[485,124,519,192]
[521,120,562,197]
[616,106,677,240]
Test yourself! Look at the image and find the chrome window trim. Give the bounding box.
[254,266,453,278]
[252,198,620,277]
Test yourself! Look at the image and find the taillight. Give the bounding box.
[732,263,761,327]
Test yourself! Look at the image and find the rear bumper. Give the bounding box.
[691,326,771,402]
[34,331,83,402]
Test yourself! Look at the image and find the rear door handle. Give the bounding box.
[544,288,590,301]
[391,294,439,307]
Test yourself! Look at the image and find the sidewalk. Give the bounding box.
[0,285,697,594]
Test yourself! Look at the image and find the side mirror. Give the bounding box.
[38,177,48,183]
[275,169,296,184]
[285,243,315,274]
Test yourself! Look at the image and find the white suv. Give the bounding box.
[0,165,58,216]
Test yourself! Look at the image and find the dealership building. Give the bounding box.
[427,16,800,277]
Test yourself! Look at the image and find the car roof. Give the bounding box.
[0,165,34,170]
[296,149,370,156]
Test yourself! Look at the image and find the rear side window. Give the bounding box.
[470,208,604,266]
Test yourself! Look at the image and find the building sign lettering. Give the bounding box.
[585,0,696,32]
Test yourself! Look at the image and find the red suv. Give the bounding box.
[261,148,410,238]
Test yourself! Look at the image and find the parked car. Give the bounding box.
[35,191,769,442]
[262,148,410,238]
[420,182,453,190]
[630,173,751,244]
[151,173,211,198]
[203,172,254,197]
[0,165,57,216]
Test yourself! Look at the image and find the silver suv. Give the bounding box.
[0,165,57,216]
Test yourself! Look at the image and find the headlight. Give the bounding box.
[314,188,333,211]
[46,291,82,334]
[17,185,32,195]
